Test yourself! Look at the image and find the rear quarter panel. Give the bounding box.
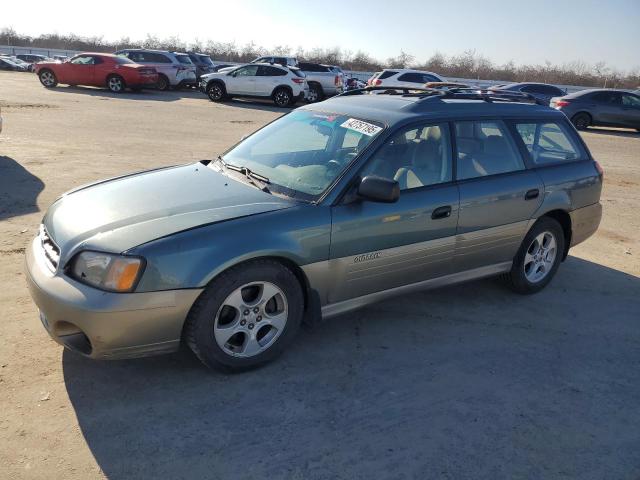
[534,161,602,214]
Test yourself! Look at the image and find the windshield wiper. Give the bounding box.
[222,160,271,193]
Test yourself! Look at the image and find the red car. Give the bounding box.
[35,53,158,93]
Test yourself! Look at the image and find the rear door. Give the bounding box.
[453,120,543,272]
[589,91,623,126]
[256,65,286,96]
[328,122,460,303]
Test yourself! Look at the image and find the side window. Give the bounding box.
[454,121,524,180]
[91,56,103,65]
[397,72,423,83]
[622,94,640,107]
[361,123,452,190]
[590,92,620,104]
[70,56,95,65]
[235,65,259,77]
[378,70,398,80]
[515,122,583,165]
[423,74,440,82]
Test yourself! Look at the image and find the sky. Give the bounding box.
[2,0,639,71]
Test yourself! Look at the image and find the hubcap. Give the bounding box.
[308,88,318,102]
[524,231,557,283]
[209,86,222,100]
[213,282,288,358]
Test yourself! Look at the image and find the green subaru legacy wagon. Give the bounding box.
[25,88,603,370]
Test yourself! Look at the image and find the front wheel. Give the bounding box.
[206,82,225,102]
[503,217,565,294]
[107,75,126,93]
[38,69,58,88]
[273,88,292,107]
[184,259,304,371]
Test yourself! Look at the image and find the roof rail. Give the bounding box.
[339,85,446,97]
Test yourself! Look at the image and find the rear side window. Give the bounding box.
[258,66,287,76]
[454,121,525,180]
[378,70,398,80]
[515,122,583,165]
[397,72,438,83]
[114,56,134,64]
[175,55,193,65]
[589,91,621,104]
[145,52,172,63]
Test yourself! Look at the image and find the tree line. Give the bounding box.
[1,28,638,88]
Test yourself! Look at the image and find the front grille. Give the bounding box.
[39,224,60,272]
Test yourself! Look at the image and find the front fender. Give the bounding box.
[130,205,331,292]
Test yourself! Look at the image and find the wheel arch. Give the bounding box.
[535,209,572,260]
[271,84,293,97]
[206,78,226,91]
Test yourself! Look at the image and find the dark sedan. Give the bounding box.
[491,83,567,105]
[550,89,640,132]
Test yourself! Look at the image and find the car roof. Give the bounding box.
[564,88,629,98]
[302,93,563,126]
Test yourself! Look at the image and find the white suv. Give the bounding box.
[200,63,308,107]
[367,69,443,88]
[115,49,197,90]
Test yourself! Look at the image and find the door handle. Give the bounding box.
[525,189,540,200]
[432,205,452,220]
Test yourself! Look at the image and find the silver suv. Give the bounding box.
[115,49,197,90]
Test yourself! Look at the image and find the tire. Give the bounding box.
[206,82,225,102]
[571,112,591,131]
[38,69,58,88]
[503,217,565,294]
[156,74,170,91]
[107,74,126,93]
[307,83,323,103]
[273,87,292,107]
[184,259,304,371]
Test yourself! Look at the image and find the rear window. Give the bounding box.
[515,122,583,165]
[197,54,214,66]
[378,70,398,80]
[175,54,193,65]
[289,68,305,78]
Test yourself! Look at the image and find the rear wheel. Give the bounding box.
[38,69,57,88]
[273,87,292,107]
[107,75,126,93]
[184,259,304,371]
[307,83,323,103]
[503,217,565,294]
[571,113,591,130]
[156,74,170,91]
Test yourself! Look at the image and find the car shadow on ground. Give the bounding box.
[584,127,640,138]
[0,156,44,221]
[47,85,204,102]
[219,98,298,113]
[62,256,640,479]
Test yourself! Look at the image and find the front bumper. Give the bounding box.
[25,237,203,360]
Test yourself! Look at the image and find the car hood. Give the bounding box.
[43,163,295,263]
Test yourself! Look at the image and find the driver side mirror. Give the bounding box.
[357,176,400,203]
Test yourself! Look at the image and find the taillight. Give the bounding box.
[555,100,570,107]
[594,160,604,178]
[291,78,304,84]
[334,75,341,87]
[374,79,382,86]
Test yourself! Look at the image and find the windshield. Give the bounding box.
[216,110,384,201]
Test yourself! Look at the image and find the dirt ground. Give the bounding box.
[1,71,639,480]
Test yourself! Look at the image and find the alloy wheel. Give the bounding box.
[108,77,123,92]
[213,282,288,357]
[40,71,55,86]
[208,85,223,101]
[275,90,290,106]
[523,231,557,283]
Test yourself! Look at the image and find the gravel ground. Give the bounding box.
[1,72,639,480]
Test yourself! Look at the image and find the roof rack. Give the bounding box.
[339,86,541,104]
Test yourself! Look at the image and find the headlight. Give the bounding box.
[69,251,145,292]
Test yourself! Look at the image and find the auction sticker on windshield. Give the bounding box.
[341,118,382,136]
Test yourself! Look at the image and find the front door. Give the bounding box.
[63,55,96,85]
[618,93,640,128]
[452,120,543,272]
[227,65,258,95]
[328,122,460,304]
